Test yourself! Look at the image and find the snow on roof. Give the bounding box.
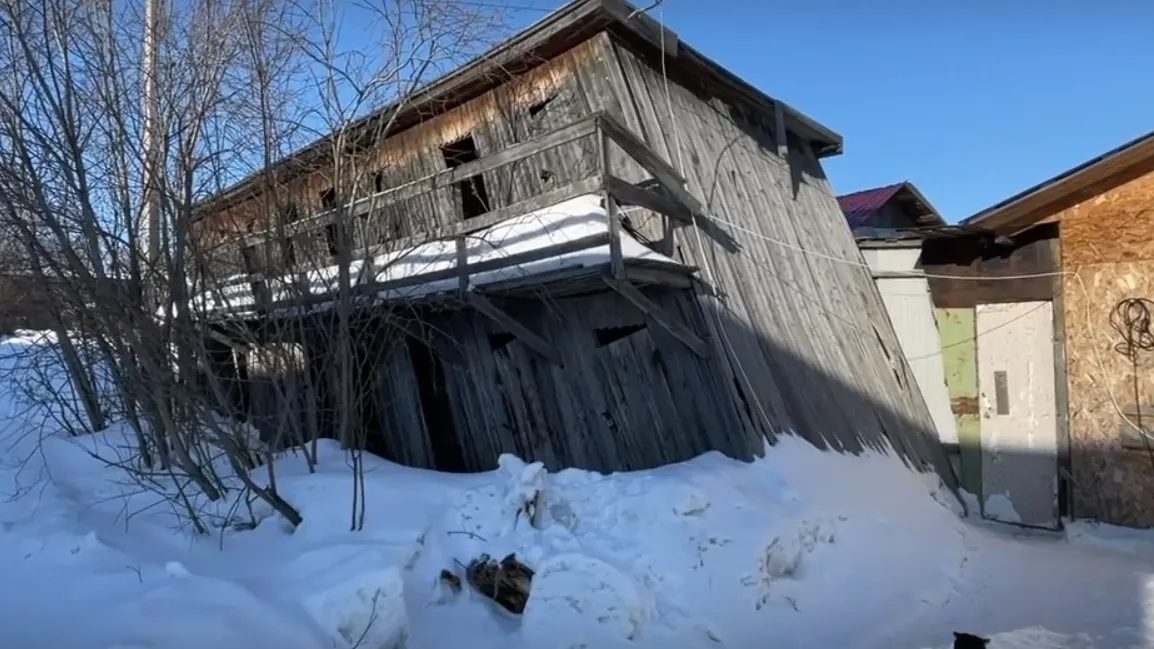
[199,194,691,319]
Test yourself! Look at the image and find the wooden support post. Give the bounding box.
[241,244,271,312]
[605,176,741,253]
[597,114,742,254]
[597,114,705,215]
[773,101,788,160]
[455,235,469,297]
[604,276,709,358]
[599,128,625,279]
[466,293,561,365]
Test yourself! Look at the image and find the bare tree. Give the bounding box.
[0,0,514,533]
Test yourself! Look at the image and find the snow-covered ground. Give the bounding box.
[1,332,1154,649]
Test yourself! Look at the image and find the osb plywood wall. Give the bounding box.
[1058,166,1154,526]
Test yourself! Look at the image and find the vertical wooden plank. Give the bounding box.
[599,128,625,279]
[773,101,787,160]
[455,235,469,296]
[1050,238,1073,518]
[937,307,982,497]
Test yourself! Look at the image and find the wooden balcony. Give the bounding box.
[198,112,739,360]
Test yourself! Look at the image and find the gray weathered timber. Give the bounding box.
[591,36,954,481]
[237,288,759,473]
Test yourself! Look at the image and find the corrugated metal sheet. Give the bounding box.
[838,183,905,228]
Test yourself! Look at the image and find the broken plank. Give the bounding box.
[606,176,741,253]
[604,276,710,358]
[466,293,561,365]
[597,113,705,215]
[606,174,693,223]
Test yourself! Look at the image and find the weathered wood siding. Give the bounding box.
[194,36,664,280]
[1056,166,1154,526]
[585,36,955,481]
[920,224,1059,308]
[245,288,758,473]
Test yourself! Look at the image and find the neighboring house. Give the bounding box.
[837,183,962,480]
[838,181,946,238]
[188,0,957,494]
[919,127,1154,530]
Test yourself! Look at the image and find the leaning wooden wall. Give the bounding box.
[245,287,757,473]
[1055,166,1154,526]
[587,34,956,484]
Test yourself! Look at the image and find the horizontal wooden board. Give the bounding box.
[921,223,1060,308]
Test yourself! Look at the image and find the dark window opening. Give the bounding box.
[283,237,297,267]
[240,245,259,274]
[373,171,385,193]
[250,280,271,309]
[356,214,375,249]
[441,135,490,220]
[527,94,556,118]
[280,203,300,224]
[320,187,337,210]
[489,332,516,351]
[594,323,647,347]
[323,223,344,257]
[407,336,467,472]
[388,213,406,241]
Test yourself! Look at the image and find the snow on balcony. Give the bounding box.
[199,194,691,319]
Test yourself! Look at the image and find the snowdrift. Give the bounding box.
[0,331,1052,649]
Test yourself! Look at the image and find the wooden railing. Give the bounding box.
[206,110,738,316]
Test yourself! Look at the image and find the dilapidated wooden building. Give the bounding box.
[189,0,958,488]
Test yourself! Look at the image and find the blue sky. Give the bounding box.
[500,0,1154,223]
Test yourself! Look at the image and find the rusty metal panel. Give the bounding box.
[936,307,981,496]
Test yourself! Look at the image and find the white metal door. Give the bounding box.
[976,301,1059,529]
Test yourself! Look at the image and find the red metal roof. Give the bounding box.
[837,183,905,228]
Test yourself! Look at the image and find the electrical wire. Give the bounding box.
[644,1,1147,520]
[1109,297,1154,476]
